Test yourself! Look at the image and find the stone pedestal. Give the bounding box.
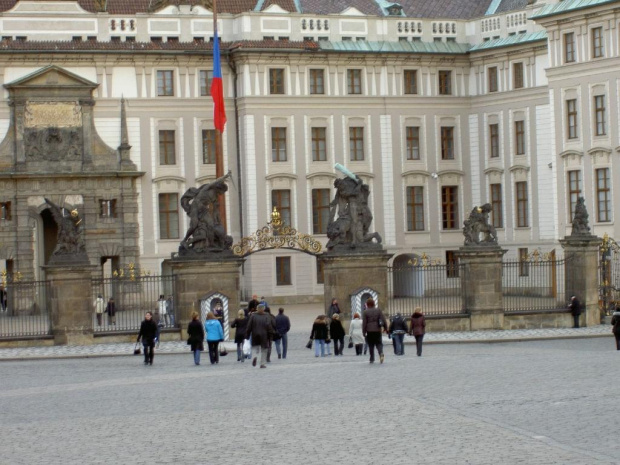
[560,235,602,327]
[457,247,507,330]
[46,263,97,345]
[165,255,244,339]
[321,250,393,318]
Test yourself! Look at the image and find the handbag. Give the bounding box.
[306,338,313,349]
[219,343,228,356]
[243,339,252,357]
[348,337,354,349]
[133,343,141,355]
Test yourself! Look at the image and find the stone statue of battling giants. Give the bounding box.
[570,196,591,236]
[44,198,87,260]
[326,164,382,251]
[462,203,498,247]
[179,171,233,255]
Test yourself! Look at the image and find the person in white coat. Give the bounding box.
[93,294,105,326]
[348,312,364,356]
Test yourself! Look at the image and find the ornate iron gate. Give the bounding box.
[600,234,620,315]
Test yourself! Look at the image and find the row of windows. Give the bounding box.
[487,62,524,93]
[0,200,118,223]
[567,168,612,223]
[566,95,607,139]
[157,69,213,97]
[563,27,607,64]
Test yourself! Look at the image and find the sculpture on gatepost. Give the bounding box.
[44,198,86,256]
[462,203,498,246]
[570,196,591,237]
[326,163,382,251]
[179,171,233,255]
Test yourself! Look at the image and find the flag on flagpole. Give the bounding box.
[211,29,226,133]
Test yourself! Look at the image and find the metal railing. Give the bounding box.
[502,258,567,313]
[387,264,467,316]
[91,274,177,333]
[0,280,52,338]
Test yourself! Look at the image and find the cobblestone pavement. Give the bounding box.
[1,337,619,464]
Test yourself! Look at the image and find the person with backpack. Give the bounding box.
[330,313,345,356]
[389,313,408,356]
[611,306,620,350]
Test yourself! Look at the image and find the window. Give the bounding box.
[276,257,292,285]
[404,70,418,95]
[513,62,524,89]
[594,95,606,136]
[441,186,459,230]
[309,69,324,94]
[567,99,578,139]
[99,199,117,218]
[519,248,529,277]
[157,70,174,96]
[269,68,285,94]
[489,124,499,158]
[202,129,216,164]
[567,170,582,220]
[592,27,604,58]
[271,190,291,226]
[405,126,420,160]
[438,70,451,95]
[441,127,454,160]
[516,181,528,227]
[490,184,503,228]
[564,32,575,63]
[0,202,11,221]
[488,66,498,93]
[271,127,287,162]
[311,127,327,161]
[158,193,179,239]
[347,69,362,94]
[446,251,459,278]
[158,130,176,165]
[199,70,212,96]
[312,189,330,234]
[316,257,324,284]
[349,127,364,161]
[596,168,611,222]
[514,121,525,155]
[406,186,424,231]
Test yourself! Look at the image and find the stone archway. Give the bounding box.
[392,253,424,298]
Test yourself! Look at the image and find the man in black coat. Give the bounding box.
[275,307,291,359]
[569,295,582,328]
[245,305,273,368]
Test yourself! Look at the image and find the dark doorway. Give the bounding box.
[41,208,58,265]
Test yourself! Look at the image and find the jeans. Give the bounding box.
[207,341,219,364]
[96,313,102,326]
[236,342,244,361]
[415,334,424,356]
[252,345,268,366]
[314,339,326,357]
[392,333,405,355]
[275,333,288,358]
[325,341,332,355]
[193,349,201,365]
[142,341,154,364]
[573,314,580,328]
[333,337,344,356]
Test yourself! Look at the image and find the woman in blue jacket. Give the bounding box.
[205,311,225,365]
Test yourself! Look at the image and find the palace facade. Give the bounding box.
[0,0,616,303]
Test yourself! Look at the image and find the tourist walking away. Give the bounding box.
[612,306,620,350]
[187,311,205,365]
[275,307,291,359]
[158,295,169,327]
[330,313,346,356]
[205,312,225,365]
[231,309,248,362]
[389,313,408,356]
[410,308,426,357]
[105,297,116,326]
[327,298,341,320]
[569,295,582,328]
[349,312,364,356]
[137,311,158,365]
[245,304,273,368]
[94,294,105,326]
[362,298,387,364]
[310,314,329,357]
[247,294,259,316]
[265,307,279,363]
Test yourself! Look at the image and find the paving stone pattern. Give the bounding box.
[1,337,619,464]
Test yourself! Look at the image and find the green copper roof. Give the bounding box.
[319,40,470,54]
[469,30,547,51]
[531,0,619,20]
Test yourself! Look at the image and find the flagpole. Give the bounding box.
[213,0,227,232]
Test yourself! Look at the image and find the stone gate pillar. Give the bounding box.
[322,251,393,319]
[457,247,507,330]
[165,256,244,339]
[560,235,602,327]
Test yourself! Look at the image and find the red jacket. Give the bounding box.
[410,314,426,336]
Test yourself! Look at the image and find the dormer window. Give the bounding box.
[387,4,403,16]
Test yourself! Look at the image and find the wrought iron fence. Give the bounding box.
[0,279,52,338]
[599,234,620,315]
[91,274,177,333]
[387,263,467,316]
[502,256,567,313]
